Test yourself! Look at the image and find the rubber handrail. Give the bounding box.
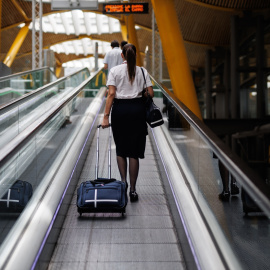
[150,76,270,216]
[0,67,90,114]
[0,66,54,82]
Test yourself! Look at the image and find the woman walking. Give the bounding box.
[101,43,154,202]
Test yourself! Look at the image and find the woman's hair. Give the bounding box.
[122,43,136,84]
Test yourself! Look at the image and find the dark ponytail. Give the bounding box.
[122,43,136,84]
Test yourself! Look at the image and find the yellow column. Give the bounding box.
[3,24,30,67]
[55,57,62,78]
[120,15,128,41]
[55,66,62,78]
[151,0,202,119]
[124,15,142,67]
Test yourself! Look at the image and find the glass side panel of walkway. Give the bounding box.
[0,69,105,256]
[0,67,56,106]
[0,67,90,149]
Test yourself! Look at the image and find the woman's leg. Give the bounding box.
[117,156,127,182]
[129,158,139,191]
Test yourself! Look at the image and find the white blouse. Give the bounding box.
[106,63,153,99]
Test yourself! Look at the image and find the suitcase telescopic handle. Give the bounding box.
[96,124,112,179]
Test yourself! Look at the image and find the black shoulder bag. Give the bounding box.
[141,68,164,128]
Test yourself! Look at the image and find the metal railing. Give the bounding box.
[0,67,54,82]
[0,67,89,115]
[151,76,270,216]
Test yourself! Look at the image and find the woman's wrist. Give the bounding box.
[104,113,109,118]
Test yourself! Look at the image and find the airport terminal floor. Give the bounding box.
[0,68,269,270]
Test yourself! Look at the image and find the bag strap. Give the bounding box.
[140,67,148,95]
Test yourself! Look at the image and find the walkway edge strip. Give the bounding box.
[151,125,240,270]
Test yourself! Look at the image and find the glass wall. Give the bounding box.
[0,68,90,148]
[0,68,57,106]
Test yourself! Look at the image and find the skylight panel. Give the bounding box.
[42,11,121,35]
[53,44,63,54]
[42,17,53,33]
[66,41,75,54]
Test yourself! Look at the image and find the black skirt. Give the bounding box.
[111,98,148,159]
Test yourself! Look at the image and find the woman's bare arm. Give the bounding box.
[101,85,116,128]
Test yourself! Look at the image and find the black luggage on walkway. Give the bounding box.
[167,102,190,130]
[0,180,33,213]
[241,188,262,215]
[77,125,127,216]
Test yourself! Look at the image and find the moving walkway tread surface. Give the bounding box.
[48,116,186,270]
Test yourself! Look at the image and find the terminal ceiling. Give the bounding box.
[1,0,270,71]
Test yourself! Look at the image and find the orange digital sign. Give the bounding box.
[103,3,148,14]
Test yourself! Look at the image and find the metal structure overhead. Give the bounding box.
[1,0,270,71]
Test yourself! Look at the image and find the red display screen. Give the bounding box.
[103,3,149,14]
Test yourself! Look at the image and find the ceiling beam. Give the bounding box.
[4,23,30,67]
[11,0,30,22]
[184,0,243,13]
[1,9,224,48]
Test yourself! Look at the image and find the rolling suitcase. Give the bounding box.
[77,124,127,216]
[0,180,33,213]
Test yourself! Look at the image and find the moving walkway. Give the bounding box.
[0,69,269,270]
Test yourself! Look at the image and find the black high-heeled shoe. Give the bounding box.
[129,190,139,202]
[231,182,239,195]
[219,190,230,201]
